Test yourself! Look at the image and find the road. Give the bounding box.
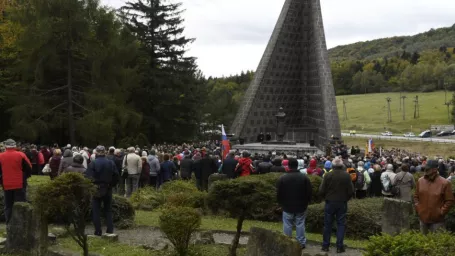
[341,133,455,144]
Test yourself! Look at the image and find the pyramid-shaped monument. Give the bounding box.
[230,0,341,149]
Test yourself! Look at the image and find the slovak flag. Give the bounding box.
[221,124,230,160]
[368,138,374,153]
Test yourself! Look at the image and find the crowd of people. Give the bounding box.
[0,138,454,252]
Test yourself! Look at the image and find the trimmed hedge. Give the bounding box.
[306,198,383,239]
[111,195,136,229]
[130,187,165,211]
[365,231,455,256]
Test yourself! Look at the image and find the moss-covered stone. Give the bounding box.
[246,227,301,256]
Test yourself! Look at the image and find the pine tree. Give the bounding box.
[120,0,203,142]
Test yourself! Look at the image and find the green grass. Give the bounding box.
[55,236,245,256]
[336,91,453,134]
[343,136,455,157]
[135,210,368,249]
[28,175,51,187]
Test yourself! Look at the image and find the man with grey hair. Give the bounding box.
[123,147,142,197]
[147,150,160,189]
[381,164,396,197]
[319,157,354,253]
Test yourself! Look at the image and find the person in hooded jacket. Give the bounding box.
[235,151,254,177]
[58,149,74,175]
[147,150,161,189]
[322,161,332,177]
[270,158,285,173]
[49,149,62,180]
[306,159,322,176]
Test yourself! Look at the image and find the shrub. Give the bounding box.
[307,175,323,204]
[159,206,201,256]
[111,195,136,229]
[130,187,165,211]
[207,179,275,256]
[365,231,455,256]
[413,172,424,183]
[161,180,199,194]
[443,179,455,232]
[306,197,383,239]
[33,173,95,256]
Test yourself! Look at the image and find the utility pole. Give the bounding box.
[399,91,402,112]
[342,99,348,120]
[386,97,392,123]
[413,95,419,119]
[445,101,452,122]
[401,95,407,120]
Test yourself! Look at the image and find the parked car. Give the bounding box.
[419,130,431,138]
[381,131,393,136]
[436,131,452,137]
[403,132,416,137]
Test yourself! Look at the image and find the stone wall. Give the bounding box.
[246,227,301,256]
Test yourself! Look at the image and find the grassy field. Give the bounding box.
[336,91,453,134]
[343,137,455,158]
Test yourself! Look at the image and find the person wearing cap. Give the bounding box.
[85,145,119,236]
[414,160,454,234]
[0,139,32,223]
[276,158,312,250]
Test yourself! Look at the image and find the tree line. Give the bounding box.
[0,0,205,146]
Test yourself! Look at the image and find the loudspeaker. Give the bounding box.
[309,140,315,147]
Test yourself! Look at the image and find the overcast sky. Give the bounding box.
[101,0,455,77]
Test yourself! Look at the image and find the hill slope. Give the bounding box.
[329,24,455,60]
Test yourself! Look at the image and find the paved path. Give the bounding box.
[84,226,363,256]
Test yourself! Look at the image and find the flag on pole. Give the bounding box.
[368,138,374,153]
[221,124,230,160]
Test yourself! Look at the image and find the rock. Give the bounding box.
[144,238,170,251]
[49,227,67,237]
[48,233,57,243]
[192,231,215,245]
[0,238,6,246]
[208,174,228,188]
[6,202,48,255]
[101,233,118,242]
[382,197,413,235]
[246,227,301,256]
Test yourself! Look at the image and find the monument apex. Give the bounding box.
[230,0,341,150]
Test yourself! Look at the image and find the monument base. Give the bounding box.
[261,141,296,145]
[233,143,323,157]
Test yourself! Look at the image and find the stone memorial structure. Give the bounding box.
[6,202,48,255]
[382,197,413,235]
[230,0,341,151]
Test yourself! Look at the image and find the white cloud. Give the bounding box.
[102,0,455,77]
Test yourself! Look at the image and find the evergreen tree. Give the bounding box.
[120,0,203,143]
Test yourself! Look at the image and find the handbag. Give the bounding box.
[122,154,129,179]
[42,164,51,174]
[391,173,406,197]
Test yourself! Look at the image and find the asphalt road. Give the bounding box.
[341,133,455,144]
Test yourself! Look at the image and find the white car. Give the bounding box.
[403,132,416,137]
[381,131,393,136]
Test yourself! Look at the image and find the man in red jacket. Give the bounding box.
[0,139,32,223]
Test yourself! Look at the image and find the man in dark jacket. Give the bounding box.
[221,152,238,179]
[199,153,217,191]
[180,152,193,180]
[257,156,273,174]
[319,157,355,253]
[270,158,285,173]
[85,146,119,236]
[0,139,32,223]
[276,158,312,249]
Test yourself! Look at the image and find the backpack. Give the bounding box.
[355,170,366,189]
[347,168,357,182]
[382,174,392,192]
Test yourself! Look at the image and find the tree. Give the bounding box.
[120,0,204,143]
[207,179,275,256]
[9,0,143,145]
[34,173,95,256]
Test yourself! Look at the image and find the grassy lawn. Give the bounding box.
[337,91,453,134]
[136,210,368,249]
[343,136,455,157]
[55,236,245,256]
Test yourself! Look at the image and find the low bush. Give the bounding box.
[130,187,165,211]
[111,195,136,229]
[365,231,455,256]
[307,175,323,204]
[306,197,383,239]
[159,206,201,256]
